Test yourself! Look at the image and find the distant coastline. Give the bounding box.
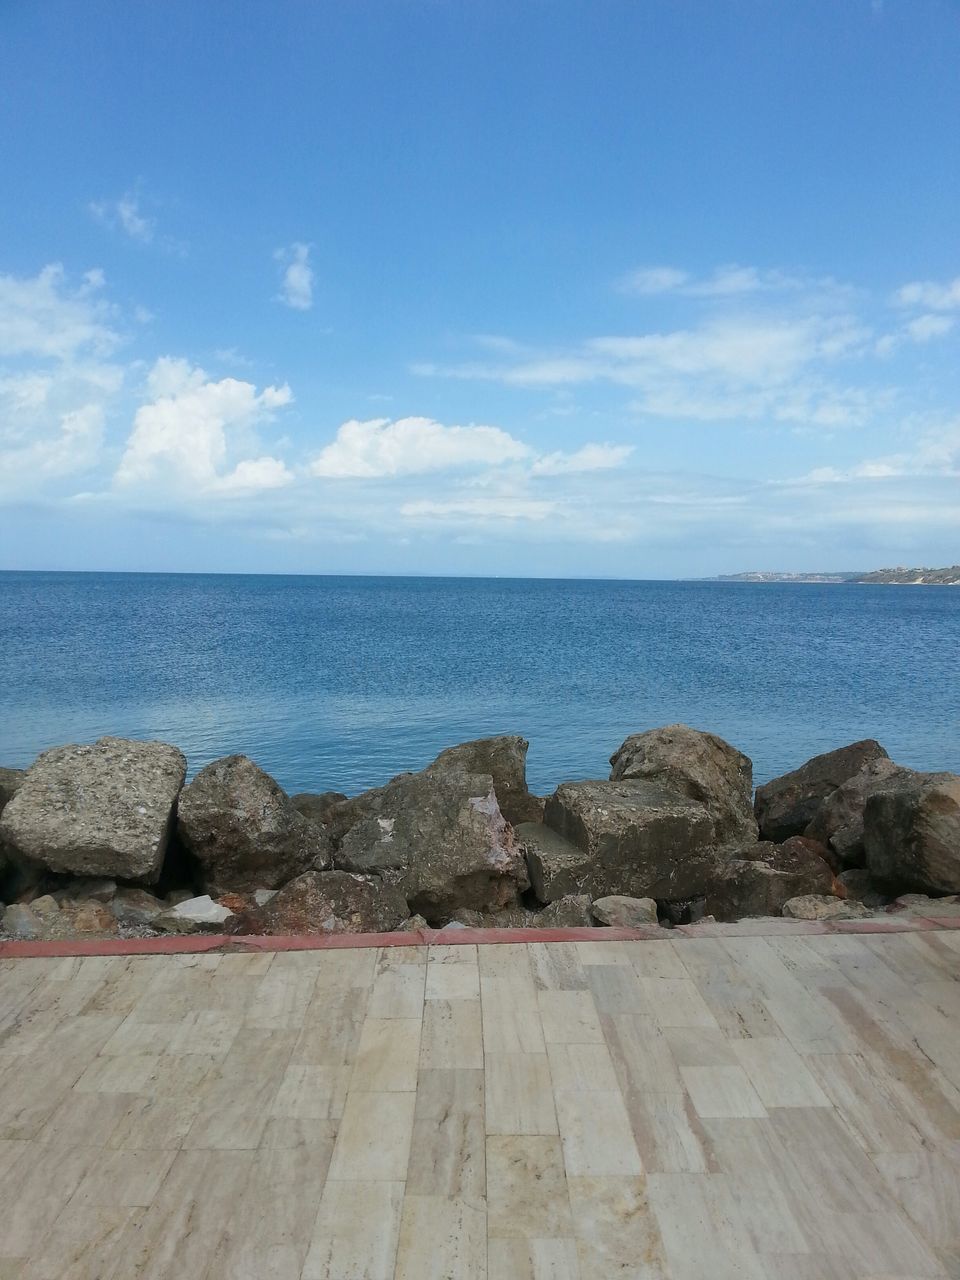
[715,565,960,586]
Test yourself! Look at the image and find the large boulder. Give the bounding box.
[237,869,409,935]
[426,735,543,825]
[0,737,186,882]
[0,767,25,814]
[289,791,347,826]
[704,838,835,921]
[518,822,596,903]
[543,779,716,901]
[754,740,889,843]
[610,724,756,844]
[863,772,960,894]
[781,894,872,921]
[805,758,914,867]
[177,755,331,895]
[334,769,528,923]
[450,895,595,930]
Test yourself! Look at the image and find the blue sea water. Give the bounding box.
[0,571,958,796]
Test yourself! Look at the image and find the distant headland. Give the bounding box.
[715,565,960,585]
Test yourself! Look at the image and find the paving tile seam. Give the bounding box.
[1,916,957,958]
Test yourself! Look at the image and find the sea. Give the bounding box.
[1,571,958,796]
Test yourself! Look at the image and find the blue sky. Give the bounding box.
[2,0,959,578]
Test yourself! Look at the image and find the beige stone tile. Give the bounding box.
[628,939,690,978]
[181,1029,295,1150]
[394,1193,487,1280]
[351,1017,422,1092]
[574,940,635,967]
[538,990,604,1045]
[679,1065,768,1119]
[106,1094,202,1151]
[487,1238,581,1280]
[0,1144,97,1257]
[420,998,483,1069]
[16,1203,142,1280]
[0,1016,121,1139]
[583,963,651,1014]
[567,1174,667,1279]
[647,1171,769,1280]
[327,1090,416,1180]
[485,1053,557,1136]
[478,942,534,980]
[73,1052,162,1095]
[302,1178,404,1280]
[167,1009,241,1057]
[406,1068,486,1201]
[640,977,720,1028]
[804,1052,927,1154]
[486,1134,573,1239]
[310,947,378,994]
[527,942,588,992]
[0,1141,28,1180]
[481,977,545,1054]
[602,1014,684,1096]
[258,1116,338,1152]
[624,1089,717,1175]
[872,1147,960,1255]
[731,1036,832,1109]
[367,949,427,1019]
[242,964,318,1031]
[293,985,371,1067]
[271,1063,352,1120]
[546,1042,619,1094]
[554,1088,644,1176]
[425,952,481,1001]
[35,1090,134,1147]
[68,1147,177,1208]
[98,1018,180,1057]
[766,1106,892,1216]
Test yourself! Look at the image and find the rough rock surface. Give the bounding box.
[333,769,528,923]
[591,895,659,927]
[805,758,913,866]
[155,895,236,933]
[177,755,331,895]
[290,792,347,826]
[543,779,716,901]
[836,869,889,907]
[704,838,836,921]
[864,772,960,894]
[754,740,889,843]
[0,767,24,813]
[610,724,757,844]
[518,822,596,903]
[238,869,409,935]
[890,893,960,918]
[781,894,872,921]
[2,902,41,939]
[452,895,595,930]
[0,737,187,881]
[427,735,543,825]
[110,887,166,926]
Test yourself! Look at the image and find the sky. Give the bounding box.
[1,0,959,579]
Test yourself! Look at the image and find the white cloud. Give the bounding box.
[400,496,556,522]
[275,243,314,311]
[904,313,955,342]
[618,263,849,301]
[310,416,532,478]
[531,443,634,475]
[895,276,960,311]
[0,264,120,360]
[89,192,155,244]
[115,357,294,496]
[620,267,690,295]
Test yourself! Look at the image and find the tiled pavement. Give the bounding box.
[0,926,959,1278]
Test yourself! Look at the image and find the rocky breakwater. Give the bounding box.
[1,726,958,941]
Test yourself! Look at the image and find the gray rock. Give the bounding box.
[754,740,888,843]
[0,767,25,813]
[290,791,348,826]
[398,913,429,932]
[111,886,166,926]
[864,772,960,894]
[155,895,236,933]
[29,894,61,918]
[518,822,596,903]
[451,894,595,929]
[177,755,331,895]
[238,869,409,935]
[836,868,889,907]
[781,893,872,921]
[704,838,835,921]
[2,902,41,939]
[48,900,118,937]
[427,735,543,825]
[61,877,117,903]
[591,895,659,927]
[253,888,278,907]
[610,723,757,844]
[543,779,716,901]
[890,893,960,918]
[805,758,914,866]
[0,737,187,882]
[334,769,528,924]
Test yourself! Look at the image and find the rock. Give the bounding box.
[334,770,528,924]
[890,893,960,918]
[518,822,596,903]
[155,895,236,933]
[450,895,595,930]
[805,758,913,866]
[440,921,470,931]
[165,889,195,906]
[704,838,835,921]
[290,792,348,826]
[0,737,187,882]
[0,767,25,813]
[238,870,409,935]
[2,903,41,939]
[610,723,757,844]
[398,914,429,932]
[177,755,331,895]
[781,894,873,921]
[30,894,61,918]
[111,886,166,926]
[253,888,277,907]
[863,772,960,894]
[427,735,543,825]
[543,779,716,901]
[591,895,659,927]
[62,877,117,903]
[754,740,888,843]
[836,869,889,907]
[56,901,118,935]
